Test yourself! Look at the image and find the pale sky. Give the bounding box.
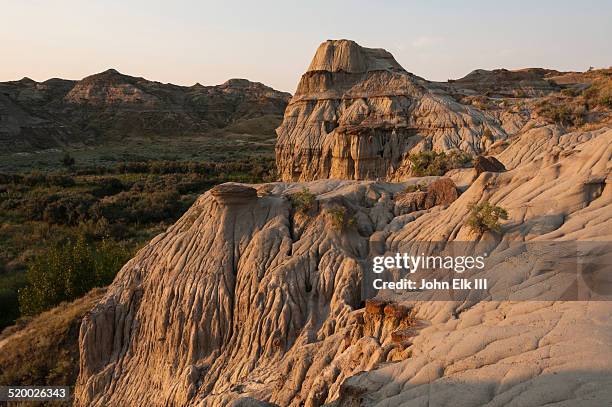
[2,0,611,93]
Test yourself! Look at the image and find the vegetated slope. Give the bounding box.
[74,126,611,406]
[0,70,291,152]
[0,288,105,388]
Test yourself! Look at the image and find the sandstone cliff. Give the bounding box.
[275,40,612,182]
[275,40,507,181]
[76,126,612,406]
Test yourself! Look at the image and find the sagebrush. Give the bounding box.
[466,201,508,234]
[289,188,316,214]
[326,205,356,231]
[408,151,472,177]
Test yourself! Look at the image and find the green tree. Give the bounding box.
[18,236,130,316]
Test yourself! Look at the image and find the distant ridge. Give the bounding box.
[0,70,291,153]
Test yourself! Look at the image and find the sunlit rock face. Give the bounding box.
[275,39,506,182]
[76,128,612,406]
[72,39,612,407]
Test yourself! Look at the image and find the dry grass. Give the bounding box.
[537,68,612,128]
[0,288,105,388]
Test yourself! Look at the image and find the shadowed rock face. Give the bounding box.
[76,128,612,406]
[474,155,506,176]
[275,39,507,182]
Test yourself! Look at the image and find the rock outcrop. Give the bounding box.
[448,67,562,98]
[76,128,612,406]
[61,39,612,407]
[275,40,507,182]
[423,177,458,209]
[210,183,258,205]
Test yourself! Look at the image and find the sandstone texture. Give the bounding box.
[76,126,612,406]
[275,40,611,182]
[210,183,259,205]
[275,40,506,181]
[65,40,612,407]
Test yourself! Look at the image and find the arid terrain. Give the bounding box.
[1,40,611,406]
[0,70,290,171]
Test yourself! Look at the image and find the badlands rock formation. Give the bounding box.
[76,124,612,406]
[0,71,290,152]
[275,40,508,181]
[275,40,611,183]
[72,40,612,406]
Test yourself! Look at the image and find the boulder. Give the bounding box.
[210,183,258,205]
[394,191,427,215]
[474,155,506,176]
[424,177,459,209]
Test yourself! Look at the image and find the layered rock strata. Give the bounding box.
[275,40,507,181]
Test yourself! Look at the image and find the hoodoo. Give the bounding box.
[275,39,506,182]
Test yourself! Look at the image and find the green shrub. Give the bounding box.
[22,171,47,186]
[466,201,508,234]
[289,188,316,213]
[60,153,75,167]
[18,236,130,316]
[582,77,612,108]
[91,189,186,224]
[42,193,95,225]
[537,100,587,126]
[90,177,125,197]
[0,270,26,328]
[408,151,472,177]
[326,205,355,231]
[561,88,579,97]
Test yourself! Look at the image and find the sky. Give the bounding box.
[1,0,611,93]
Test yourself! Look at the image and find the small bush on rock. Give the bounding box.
[408,151,472,177]
[466,201,508,234]
[326,205,355,232]
[289,188,316,214]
